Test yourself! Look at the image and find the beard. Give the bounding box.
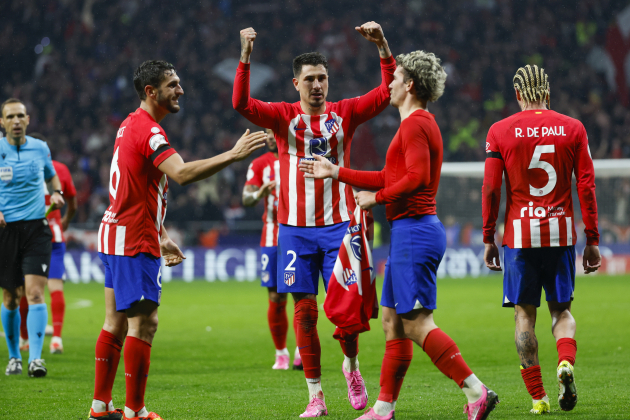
[268,144,278,153]
[157,91,180,114]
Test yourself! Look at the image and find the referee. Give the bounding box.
[0,98,64,377]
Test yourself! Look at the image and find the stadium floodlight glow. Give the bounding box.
[34,44,44,54]
[41,37,50,47]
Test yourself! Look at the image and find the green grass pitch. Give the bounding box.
[0,275,628,419]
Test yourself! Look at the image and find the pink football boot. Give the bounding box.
[299,396,328,417]
[355,407,395,419]
[343,364,368,410]
[464,385,499,420]
[272,354,289,370]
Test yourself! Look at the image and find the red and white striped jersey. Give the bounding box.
[45,160,76,243]
[482,109,599,248]
[98,108,177,258]
[233,56,396,227]
[245,152,280,247]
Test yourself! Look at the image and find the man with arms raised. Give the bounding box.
[301,51,499,420]
[483,65,600,414]
[89,60,265,420]
[234,22,396,417]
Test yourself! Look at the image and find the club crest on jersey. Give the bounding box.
[325,118,340,135]
[284,272,295,286]
[261,271,270,283]
[342,268,358,286]
[309,138,328,156]
[350,235,362,261]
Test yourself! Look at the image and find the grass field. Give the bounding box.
[0,275,629,419]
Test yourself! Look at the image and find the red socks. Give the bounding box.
[19,296,28,340]
[557,338,577,366]
[93,329,124,404]
[268,300,288,350]
[422,328,473,387]
[294,299,321,379]
[50,290,65,337]
[378,338,414,402]
[337,330,359,358]
[124,336,152,412]
[521,365,547,399]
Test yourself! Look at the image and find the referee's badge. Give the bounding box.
[0,167,13,183]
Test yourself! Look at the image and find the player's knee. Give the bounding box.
[2,290,19,310]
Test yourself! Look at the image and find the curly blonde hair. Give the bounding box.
[396,51,447,102]
[513,64,550,108]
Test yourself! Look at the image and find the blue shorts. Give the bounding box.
[503,245,576,308]
[100,252,162,312]
[48,242,66,280]
[260,247,278,288]
[277,222,349,295]
[381,215,446,314]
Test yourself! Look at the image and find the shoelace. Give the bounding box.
[306,398,323,411]
[349,372,364,396]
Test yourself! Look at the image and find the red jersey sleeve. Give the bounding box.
[136,125,177,168]
[337,167,385,191]
[350,56,396,126]
[482,126,505,244]
[244,159,263,187]
[232,62,282,131]
[54,162,77,198]
[573,125,599,245]
[375,117,430,204]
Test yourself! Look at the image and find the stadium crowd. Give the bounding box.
[1,0,628,235]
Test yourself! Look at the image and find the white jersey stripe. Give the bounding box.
[52,223,62,243]
[566,217,573,245]
[513,219,522,248]
[303,115,316,226]
[530,219,541,248]
[549,218,560,247]
[97,223,104,253]
[336,121,349,221]
[320,114,334,225]
[103,224,110,254]
[287,116,300,226]
[115,226,126,256]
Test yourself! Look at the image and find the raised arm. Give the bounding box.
[352,22,396,125]
[232,27,281,129]
[482,129,504,271]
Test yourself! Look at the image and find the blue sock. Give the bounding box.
[27,303,48,363]
[1,304,21,360]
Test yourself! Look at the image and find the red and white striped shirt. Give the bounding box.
[45,160,76,243]
[98,108,177,258]
[233,56,396,227]
[245,152,280,247]
[482,109,599,248]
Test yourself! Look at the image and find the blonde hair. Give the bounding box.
[513,65,550,108]
[396,51,447,102]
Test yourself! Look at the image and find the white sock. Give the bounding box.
[373,400,395,415]
[534,395,550,404]
[295,346,301,359]
[306,378,324,400]
[124,406,149,417]
[462,374,484,403]
[343,355,359,372]
[91,400,114,413]
[276,348,289,356]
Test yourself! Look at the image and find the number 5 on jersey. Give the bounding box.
[528,145,556,197]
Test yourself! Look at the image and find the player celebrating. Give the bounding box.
[242,128,302,371]
[0,99,65,377]
[300,51,499,420]
[482,65,600,414]
[234,21,396,417]
[88,60,266,420]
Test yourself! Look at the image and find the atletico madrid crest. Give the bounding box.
[284,272,295,286]
[325,118,340,135]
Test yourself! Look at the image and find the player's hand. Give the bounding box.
[484,242,502,271]
[355,191,377,210]
[61,218,70,232]
[231,129,266,162]
[50,192,65,209]
[0,211,6,228]
[355,21,385,45]
[240,27,257,63]
[259,180,276,197]
[299,154,339,179]
[583,245,601,274]
[161,238,186,267]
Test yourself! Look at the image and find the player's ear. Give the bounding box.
[145,85,156,100]
[515,89,521,102]
[292,78,299,91]
[406,78,414,93]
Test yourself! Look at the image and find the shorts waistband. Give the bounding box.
[390,214,440,228]
[6,218,45,226]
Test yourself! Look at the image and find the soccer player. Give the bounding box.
[242,128,302,371]
[234,21,396,417]
[18,134,77,355]
[300,51,499,420]
[0,98,65,377]
[88,60,266,420]
[482,65,601,414]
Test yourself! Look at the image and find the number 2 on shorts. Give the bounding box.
[285,250,297,271]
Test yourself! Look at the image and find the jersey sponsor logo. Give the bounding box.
[149,134,168,151]
[284,271,295,286]
[309,138,328,156]
[341,267,358,286]
[116,126,126,139]
[519,202,566,218]
[101,210,118,224]
[324,118,340,135]
[0,167,13,183]
[298,156,337,165]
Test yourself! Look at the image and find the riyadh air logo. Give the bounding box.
[342,268,357,286]
[325,118,340,135]
[350,235,362,261]
[284,272,295,286]
[309,138,328,156]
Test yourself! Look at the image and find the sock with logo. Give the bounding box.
[294,299,321,379]
[26,303,47,363]
[521,365,547,400]
[19,295,29,340]
[268,300,288,350]
[556,337,577,366]
[50,290,65,338]
[1,304,21,359]
[124,336,152,413]
[422,328,473,388]
[93,329,123,405]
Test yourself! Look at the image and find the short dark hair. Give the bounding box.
[292,52,328,78]
[133,60,177,100]
[1,98,25,116]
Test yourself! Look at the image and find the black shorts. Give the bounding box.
[0,218,52,290]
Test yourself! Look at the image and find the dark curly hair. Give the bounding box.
[292,52,328,78]
[133,60,176,100]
